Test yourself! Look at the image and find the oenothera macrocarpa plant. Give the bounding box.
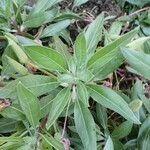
[0,13,140,149]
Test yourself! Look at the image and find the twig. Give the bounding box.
[128,6,150,17]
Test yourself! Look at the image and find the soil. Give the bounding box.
[60,0,122,17]
[59,0,122,41]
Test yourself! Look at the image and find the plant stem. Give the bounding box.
[27,62,57,79]
[128,6,150,17]
[61,98,71,139]
[35,116,48,150]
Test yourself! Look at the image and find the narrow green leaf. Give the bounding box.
[23,10,56,28]
[74,100,96,150]
[17,82,41,128]
[88,28,138,80]
[139,95,150,113]
[85,13,104,54]
[96,103,108,130]
[40,20,70,38]
[129,99,143,112]
[53,36,71,63]
[74,33,87,67]
[122,48,150,80]
[5,55,29,75]
[25,45,67,72]
[77,82,89,107]
[40,88,60,118]
[40,134,64,150]
[5,35,28,64]
[1,104,25,120]
[104,136,114,150]
[0,74,59,99]
[0,118,17,133]
[46,87,70,129]
[127,37,150,51]
[137,116,150,150]
[87,84,140,124]
[112,121,133,139]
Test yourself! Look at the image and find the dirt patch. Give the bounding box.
[60,0,122,17]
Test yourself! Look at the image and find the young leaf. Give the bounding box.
[85,13,104,55]
[5,55,29,75]
[0,75,59,99]
[17,82,41,128]
[104,136,114,150]
[77,82,89,107]
[88,28,138,80]
[129,99,142,112]
[23,10,56,28]
[40,20,71,38]
[139,95,150,113]
[112,121,133,139]
[40,134,64,150]
[87,84,140,124]
[25,45,67,72]
[53,36,71,63]
[127,37,150,51]
[137,116,150,150]
[122,48,150,80]
[74,32,87,67]
[74,100,96,150]
[46,87,70,129]
[1,104,25,121]
[96,104,108,130]
[5,35,28,64]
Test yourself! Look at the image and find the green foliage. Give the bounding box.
[0,1,150,149]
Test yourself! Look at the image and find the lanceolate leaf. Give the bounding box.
[87,28,138,80]
[74,100,96,150]
[1,104,25,121]
[17,82,41,128]
[0,118,18,133]
[23,10,57,28]
[53,36,71,63]
[5,55,29,75]
[122,48,150,80]
[96,104,108,130]
[5,35,28,64]
[0,75,59,99]
[25,45,67,72]
[104,136,114,150]
[87,84,140,124]
[85,13,104,55]
[77,81,89,107]
[137,116,150,150]
[40,20,71,38]
[46,87,70,129]
[74,32,87,67]
[112,121,133,139]
[40,134,64,150]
